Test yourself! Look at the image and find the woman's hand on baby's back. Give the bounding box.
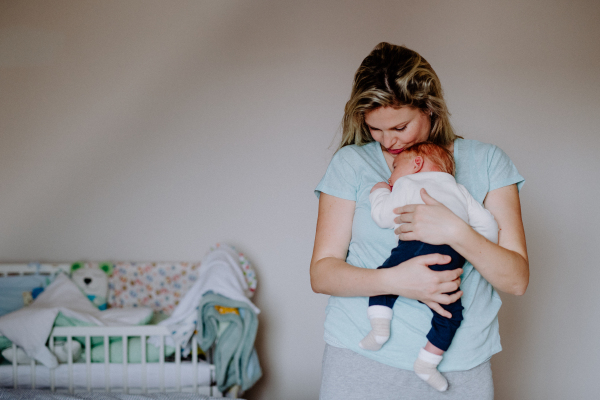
[394,188,466,246]
[381,253,463,318]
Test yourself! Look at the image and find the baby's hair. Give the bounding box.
[402,142,455,176]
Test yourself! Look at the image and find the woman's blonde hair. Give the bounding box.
[340,42,459,149]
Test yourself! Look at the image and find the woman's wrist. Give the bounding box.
[446,217,473,248]
[454,220,494,255]
[378,267,397,297]
[377,262,412,299]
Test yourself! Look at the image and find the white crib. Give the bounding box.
[0,263,221,397]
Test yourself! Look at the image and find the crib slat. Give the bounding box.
[175,341,181,392]
[209,347,215,397]
[68,336,74,393]
[210,365,215,397]
[85,335,92,392]
[192,336,198,393]
[159,335,165,392]
[12,343,17,389]
[104,335,110,392]
[122,334,128,394]
[141,334,147,393]
[49,337,55,391]
[30,356,36,389]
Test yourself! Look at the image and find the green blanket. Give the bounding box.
[197,293,262,392]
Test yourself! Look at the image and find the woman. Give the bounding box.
[310,42,528,399]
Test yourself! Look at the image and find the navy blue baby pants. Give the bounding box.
[369,240,465,352]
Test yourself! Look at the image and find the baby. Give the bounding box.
[359,142,499,392]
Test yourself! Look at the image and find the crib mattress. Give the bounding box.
[0,361,213,391]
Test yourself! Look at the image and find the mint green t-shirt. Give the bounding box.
[314,138,525,372]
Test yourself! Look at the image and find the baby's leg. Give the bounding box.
[414,297,463,392]
[427,295,463,351]
[359,243,413,351]
[359,298,395,351]
[413,243,465,392]
[414,344,448,392]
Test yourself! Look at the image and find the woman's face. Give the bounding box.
[364,106,431,157]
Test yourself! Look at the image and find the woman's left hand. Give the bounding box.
[394,188,467,245]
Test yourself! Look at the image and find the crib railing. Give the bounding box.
[7,325,217,396]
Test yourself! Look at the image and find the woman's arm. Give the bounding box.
[310,193,464,317]
[396,184,529,295]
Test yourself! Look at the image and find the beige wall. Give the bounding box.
[1,1,599,398]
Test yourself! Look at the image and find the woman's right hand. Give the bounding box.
[382,253,463,318]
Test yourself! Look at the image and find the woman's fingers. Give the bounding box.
[417,253,452,267]
[420,188,442,205]
[438,268,463,282]
[425,290,462,318]
[394,205,417,215]
[434,269,463,298]
[426,289,463,318]
[398,209,415,222]
[395,222,412,237]
[424,301,452,319]
[447,290,463,304]
[434,290,463,305]
[439,280,461,295]
[394,205,417,224]
[397,231,416,241]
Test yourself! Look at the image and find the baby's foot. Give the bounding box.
[413,349,448,392]
[358,317,390,351]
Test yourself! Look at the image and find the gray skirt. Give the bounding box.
[320,344,494,400]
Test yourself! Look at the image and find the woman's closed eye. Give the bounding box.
[368,126,406,133]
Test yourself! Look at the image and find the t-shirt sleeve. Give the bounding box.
[314,149,359,201]
[487,145,525,192]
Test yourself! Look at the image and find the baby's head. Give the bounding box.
[388,142,455,186]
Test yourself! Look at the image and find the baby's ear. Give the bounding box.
[413,156,424,172]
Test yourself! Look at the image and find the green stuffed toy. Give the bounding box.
[70,262,113,310]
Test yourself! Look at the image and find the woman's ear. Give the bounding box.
[413,156,424,173]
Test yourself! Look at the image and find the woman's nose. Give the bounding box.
[382,131,397,148]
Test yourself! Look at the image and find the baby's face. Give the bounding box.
[388,152,418,185]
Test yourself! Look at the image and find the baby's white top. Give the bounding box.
[369,171,498,243]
